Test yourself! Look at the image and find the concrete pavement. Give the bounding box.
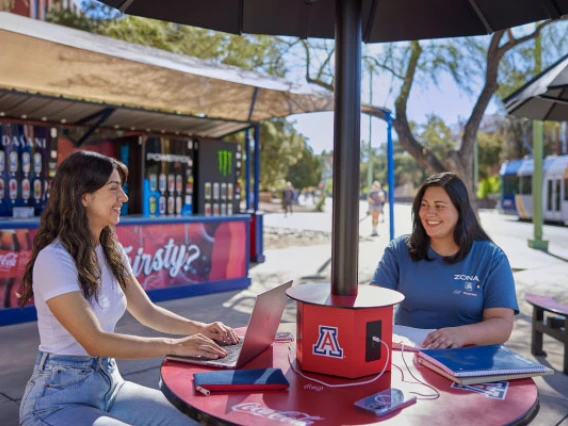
[1,202,567,425]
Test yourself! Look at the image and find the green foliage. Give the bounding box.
[477,175,501,199]
[420,115,455,161]
[394,152,427,188]
[314,193,326,212]
[47,0,120,31]
[477,130,504,179]
[47,1,287,76]
[359,145,387,193]
[324,179,333,196]
[258,120,307,191]
[287,146,322,191]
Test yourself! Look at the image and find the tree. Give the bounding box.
[477,128,505,179]
[419,115,455,168]
[359,146,386,193]
[287,145,322,191]
[258,120,307,191]
[389,24,568,205]
[48,1,287,76]
[290,19,568,206]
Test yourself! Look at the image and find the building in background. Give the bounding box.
[1,0,80,20]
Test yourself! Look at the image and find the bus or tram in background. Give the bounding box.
[499,155,568,224]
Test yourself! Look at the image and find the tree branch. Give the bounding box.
[316,46,335,82]
[498,17,567,59]
[300,40,334,92]
[363,55,405,80]
[393,40,446,173]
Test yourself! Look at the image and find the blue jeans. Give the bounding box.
[20,352,197,426]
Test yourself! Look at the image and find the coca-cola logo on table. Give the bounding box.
[231,403,325,426]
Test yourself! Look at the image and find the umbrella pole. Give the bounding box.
[331,0,362,296]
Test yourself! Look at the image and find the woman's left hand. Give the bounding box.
[422,327,468,349]
[199,322,240,345]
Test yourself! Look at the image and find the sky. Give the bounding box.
[288,71,501,154]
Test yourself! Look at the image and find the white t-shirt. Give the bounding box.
[33,239,133,356]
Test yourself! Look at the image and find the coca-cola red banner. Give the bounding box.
[116,221,247,290]
[0,220,247,309]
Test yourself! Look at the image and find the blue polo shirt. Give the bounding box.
[370,235,519,329]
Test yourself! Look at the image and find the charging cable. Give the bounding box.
[287,336,390,389]
[392,343,440,400]
[287,338,440,399]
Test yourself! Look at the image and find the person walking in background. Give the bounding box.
[371,172,518,349]
[18,151,238,426]
[367,181,386,236]
[283,181,294,217]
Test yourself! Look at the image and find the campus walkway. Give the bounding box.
[1,202,567,425]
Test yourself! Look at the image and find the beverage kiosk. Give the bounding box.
[0,123,251,326]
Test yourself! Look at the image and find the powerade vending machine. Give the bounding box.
[194,140,240,216]
[0,123,57,217]
[143,136,194,216]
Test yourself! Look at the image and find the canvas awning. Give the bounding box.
[0,12,388,140]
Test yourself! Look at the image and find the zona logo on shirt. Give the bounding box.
[453,274,480,282]
[312,325,343,358]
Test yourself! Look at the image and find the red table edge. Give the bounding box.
[508,399,540,426]
[160,373,241,426]
[159,360,542,426]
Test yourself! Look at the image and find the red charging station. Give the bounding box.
[287,283,404,379]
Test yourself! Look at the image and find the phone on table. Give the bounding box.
[354,388,417,416]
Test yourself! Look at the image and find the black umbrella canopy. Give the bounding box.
[102,0,568,42]
[505,53,568,122]
[100,0,568,297]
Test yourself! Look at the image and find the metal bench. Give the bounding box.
[525,293,568,375]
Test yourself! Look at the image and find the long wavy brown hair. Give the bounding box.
[20,151,129,306]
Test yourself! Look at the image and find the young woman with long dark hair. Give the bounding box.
[19,151,238,426]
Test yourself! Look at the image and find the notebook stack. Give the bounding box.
[417,344,554,385]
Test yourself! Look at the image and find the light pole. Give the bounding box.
[529,24,548,251]
[367,65,374,193]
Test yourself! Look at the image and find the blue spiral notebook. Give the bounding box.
[193,368,289,395]
[418,344,554,385]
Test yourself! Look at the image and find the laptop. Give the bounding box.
[167,280,293,369]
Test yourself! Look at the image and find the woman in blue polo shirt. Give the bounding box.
[371,172,518,349]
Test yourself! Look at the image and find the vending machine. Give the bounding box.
[194,140,241,216]
[143,136,194,216]
[0,123,57,217]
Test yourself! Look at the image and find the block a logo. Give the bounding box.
[217,150,232,177]
[312,325,343,358]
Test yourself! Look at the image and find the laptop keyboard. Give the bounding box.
[213,339,244,364]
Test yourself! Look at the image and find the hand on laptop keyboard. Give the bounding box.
[200,322,240,346]
[218,337,244,347]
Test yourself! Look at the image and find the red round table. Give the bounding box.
[160,326,539,426]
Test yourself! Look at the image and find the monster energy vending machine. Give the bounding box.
[194,140,241,216]
[143,136,194,216]
[0,123,57,217]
